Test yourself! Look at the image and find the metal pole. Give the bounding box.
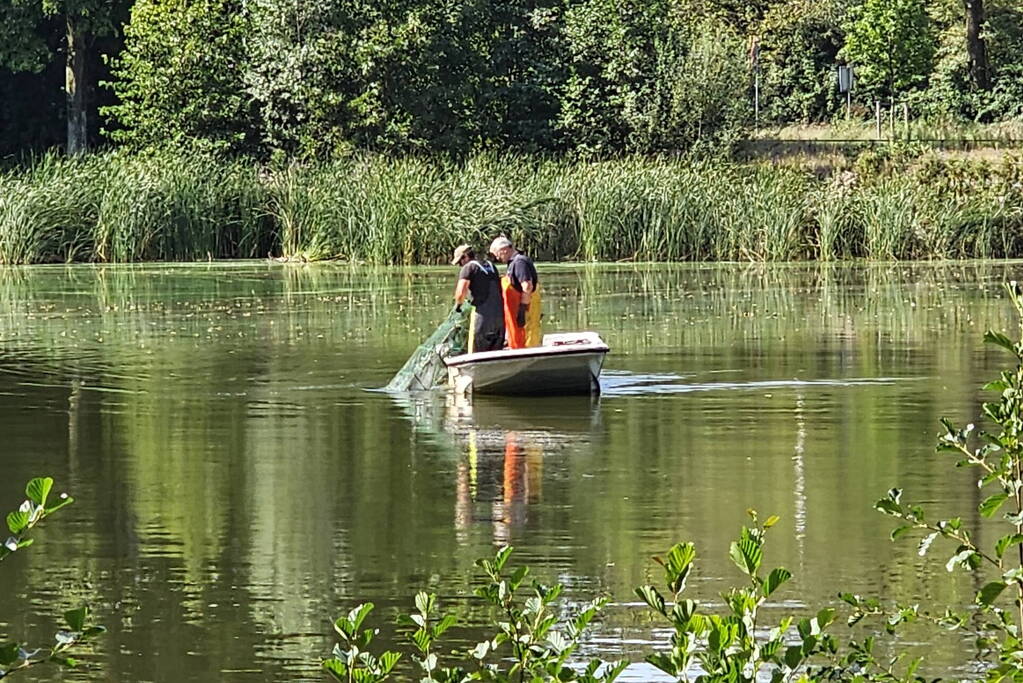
[753,41,760,132]
[755,71,760,131]
[875,100,881,139]
[903,103,909,141]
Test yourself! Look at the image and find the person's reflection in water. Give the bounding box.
[493,431,524,544]
[452,425,544,546]
[454,430,479,545]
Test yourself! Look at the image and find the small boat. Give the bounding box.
[444,332,609,396]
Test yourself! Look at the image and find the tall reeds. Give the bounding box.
[1,150,1020,265]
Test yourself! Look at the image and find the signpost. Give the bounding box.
[837,65,854,120]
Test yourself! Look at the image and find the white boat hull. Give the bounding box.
[444,332,609,396]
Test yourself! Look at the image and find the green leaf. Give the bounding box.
[509,564,529,589]
[838,592,859,606]
[729,532,763,577]
[347,603,374,632]
[661,542,696,593]
[493,545,513,572]
[875,499,902,516]
[984,330,1017,355]
[995,534,1023,559]
[645,652,678,676]
[635,585,666,616]
[435,613,457,636]
[322,658,348,680]
[380,651,401,673]
[764,515,780,529]
[784,644,802,669]
[64,606,88,632]
[6,510,29,535]
[980,493,1010,518]
[414,591,432,616]
[411,629,430,653]
[978,581,1007,606]
[890,525,914,541]
[25,477,52,507]
[764,568,792,597]
[816,608,836,629]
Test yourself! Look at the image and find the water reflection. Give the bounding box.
[2,261,1023,680]
[400,392,602,548]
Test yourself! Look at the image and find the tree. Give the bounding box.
[0,0,128,155]
[103,0,255,153]
[753,0,847,124]
[243,0,363,158]
[842,0,936,102]
[558,0,748,155]
[964,0,990,90]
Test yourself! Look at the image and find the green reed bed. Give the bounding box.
[1,151,1021,264]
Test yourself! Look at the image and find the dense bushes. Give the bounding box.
[2,150,1021,265]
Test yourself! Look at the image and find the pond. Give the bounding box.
[1,261,1021,681]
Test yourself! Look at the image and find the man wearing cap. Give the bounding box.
[452,244,505,353]
[489,236,542,349]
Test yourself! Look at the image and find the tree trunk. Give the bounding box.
[65,16,87,155]
[965,0,991,90]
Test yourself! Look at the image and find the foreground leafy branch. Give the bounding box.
[867,281,1023,679]
[324,546,626,683]
[636,511,838,683]
[0,477,104,679]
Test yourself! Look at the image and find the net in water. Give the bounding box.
[386,306,470,391]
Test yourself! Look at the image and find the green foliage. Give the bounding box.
[974,4,1023,121]
[322,603,401,683]
[326,547,626,682]
[467,546,626,682]
[558,1,748,155]
[1,477,72,562]
[0,150,272,264]
[396,591,463,682]
[103,0,254,153]
[636,511,839,682]
[3,151,1023,265]
[757,2,846,124]
[0,478,104,679]
[865,281,1023,678]
[842,0,936,101]
[0,0,124,73]
[243,0,362,159]
[5,0,1023,154]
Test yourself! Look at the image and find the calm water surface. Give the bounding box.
[2,261,1021,681]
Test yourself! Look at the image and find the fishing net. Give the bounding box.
[386,306,470,391]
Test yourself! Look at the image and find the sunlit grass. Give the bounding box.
[1,150,1021,264]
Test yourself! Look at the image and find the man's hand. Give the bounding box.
[516,303,527,328]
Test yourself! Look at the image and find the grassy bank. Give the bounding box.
[1,151,1021,264]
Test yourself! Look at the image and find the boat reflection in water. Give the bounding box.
[399,392,603,545]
